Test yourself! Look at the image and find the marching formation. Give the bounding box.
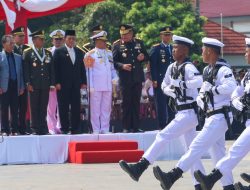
[118,30,250,190]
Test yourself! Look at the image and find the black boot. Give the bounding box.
[119,158,150,181]
[153,166,183,190]
[235,182,250,190]
[194,169,222,190]
[241,173,250,183]
[223,184,235,190]
[195,184,202,190]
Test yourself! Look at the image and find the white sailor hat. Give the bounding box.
[90,31,108,41]
[49,29,65,39]
[172,35,194,47]
[202,37,224,50]
[245,38,250,47]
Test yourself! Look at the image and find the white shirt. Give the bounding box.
[203,60,237,110]
[65,44,75,64]
[161,61,203,105]
[85,47,118,91]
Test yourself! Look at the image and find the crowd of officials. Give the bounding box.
[0,24,248,137]
[0,24,179,136]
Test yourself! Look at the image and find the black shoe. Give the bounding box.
[235,182,250,190]
[241,173,250,183]
[195,184,202,190]
[119,158,150,181]
[153,166,183,190]
[194,169,222,190]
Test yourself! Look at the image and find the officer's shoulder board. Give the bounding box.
[44,48,52,54]
[153,43,160,46]
[113,39,120,45]
[46,47,52,52]
[83,42,90,47]
[23,47,32,53]
[76,45,85,52]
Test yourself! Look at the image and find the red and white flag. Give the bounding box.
[19,0,67,12]
[0,0,16,29]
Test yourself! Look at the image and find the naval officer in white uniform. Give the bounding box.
[84,31,118,134]
[194,38,250,190]
[152,37,237,190]
[119,35,205,190]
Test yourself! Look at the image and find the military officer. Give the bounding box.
[152,37,237,190]
[82,25,111,54]
[193,38,250,190]
[119,35,205,190]
[47,29,65,134]
[149,26,175,129]
[113,24,149,133]
[23,30,55,135]
[84,31,118,134]
[11,26,30,135]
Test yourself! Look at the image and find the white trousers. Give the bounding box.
[90,91,112,133]
[216,120,250,183]
[176,113,234,187]
[47,90,61,134]
[143,109,205,185]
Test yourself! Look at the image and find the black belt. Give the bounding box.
[176,102,197,111]
[206,108,224,118]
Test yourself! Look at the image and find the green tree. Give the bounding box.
[76,1,126,45]
[125,0,206,56]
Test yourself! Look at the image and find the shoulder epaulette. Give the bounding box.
[153,43,160,47]
[23,47,32,52]
[46,47,52,52]
[83,42,90,47]
[113,39,120,45]
[45,48,52,53]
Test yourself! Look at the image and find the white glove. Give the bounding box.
[196,95,205,110]
[163,86,176,99]
[232,97,244,111]
[201,81,213,92]
[170,78,181,88]
[244,83,250,94]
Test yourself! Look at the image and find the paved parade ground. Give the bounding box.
[0,141,249,190]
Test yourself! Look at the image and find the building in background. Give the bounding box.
[203,20,247,68]
[200,0,250,36]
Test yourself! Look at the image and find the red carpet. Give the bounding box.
[68,141,144,164]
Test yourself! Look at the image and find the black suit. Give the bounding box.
[13,44,30,134]
[23,48,55,135]
[54,46,87,134]
[113,38,149,132]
